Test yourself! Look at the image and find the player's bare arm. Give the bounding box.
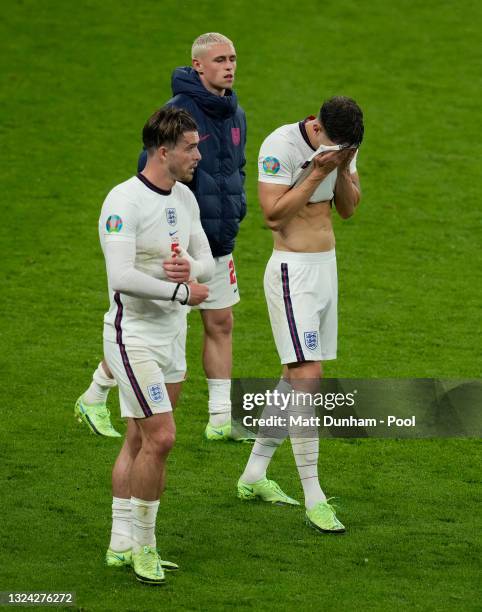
[259,151,341,231]
[333,149,361,219]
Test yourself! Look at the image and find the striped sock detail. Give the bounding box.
[114,292,152,417]
[281,263,305,362]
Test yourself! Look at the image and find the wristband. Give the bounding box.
[171,283,182,302]
[180,283,190,305]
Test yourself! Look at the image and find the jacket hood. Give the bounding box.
[171,66,238,119]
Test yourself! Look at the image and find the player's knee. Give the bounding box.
[150,429,176,457]
[204,310,233,337]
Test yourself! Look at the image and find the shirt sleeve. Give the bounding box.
[258,133,294,186]
[100,187,138,243]
[104,241,189,303]
[182,192,215,283]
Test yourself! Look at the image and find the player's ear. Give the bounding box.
[192,57,203,75]
[157,145,169,162]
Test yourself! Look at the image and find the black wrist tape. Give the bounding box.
[171,283,182,302]
[180,283,190,305]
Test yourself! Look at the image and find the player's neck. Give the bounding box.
[141,166,175,191]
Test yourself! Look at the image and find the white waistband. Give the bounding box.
[214,253,233,263]
[269,249,336,264]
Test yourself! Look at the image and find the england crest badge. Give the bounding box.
[231,127,241,146]
[166,208,177,226]
[304,331,319,351]
[147,384,164,403]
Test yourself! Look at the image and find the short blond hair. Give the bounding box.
[191,32,234,58]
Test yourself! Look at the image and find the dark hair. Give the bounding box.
[318,96,364,147]
[143,106,198,151]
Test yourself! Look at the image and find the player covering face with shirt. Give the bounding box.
[94,107,214,585]
[237,96,364,534]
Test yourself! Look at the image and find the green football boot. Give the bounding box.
[305,499,346,534]
[204,421,254,443]
[132,546,165,585]
[237,477,300,506]
[106,548,179,571]
[74,395,121,438]
[105,548,132,567]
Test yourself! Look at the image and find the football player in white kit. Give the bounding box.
[98,107,214,585]
[75,33,248,442]
[237,97,364,533]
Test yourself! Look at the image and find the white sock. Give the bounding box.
[240,378,291,483]
[109,497,132,552]
[240,438,283,483]
[83,362,117,405]
[131,497,160,553]
[288,391,326,509]
[207,379,231,426]
[291,438,326,508]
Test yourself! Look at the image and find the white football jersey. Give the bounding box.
[99,174,203,346]
[258,120,358,203]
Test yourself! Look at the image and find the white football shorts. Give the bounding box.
[195,254,240,310]
[104,322,187,419]
[264,249,337,364]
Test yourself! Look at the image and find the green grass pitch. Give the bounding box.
[0,1,481,610]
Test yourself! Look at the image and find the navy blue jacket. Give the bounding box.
[138,67,247,257]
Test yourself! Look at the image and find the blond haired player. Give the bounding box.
[76,33,248,441]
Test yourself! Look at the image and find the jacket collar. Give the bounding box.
[171,66,238,119]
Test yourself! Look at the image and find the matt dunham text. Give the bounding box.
[242,415,417,428]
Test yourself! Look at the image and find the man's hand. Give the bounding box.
[310,148,356,180]
[310,150,340,180]
[258,148,357,231]
[336,148,357,172]
[163,247,191,282]
[186,281,209,306]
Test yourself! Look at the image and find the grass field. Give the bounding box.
[1,1,481,610]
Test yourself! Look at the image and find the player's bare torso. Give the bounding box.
[273,200,334,253]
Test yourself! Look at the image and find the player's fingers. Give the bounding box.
[314,151,335,163]
[165,260,189,271]
[335,149,348,159]
[175,259,190,268]
[165,268,187,278]
[319,152,339,166]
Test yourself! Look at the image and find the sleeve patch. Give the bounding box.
[262,157,281,175]
[106,215,123,233]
